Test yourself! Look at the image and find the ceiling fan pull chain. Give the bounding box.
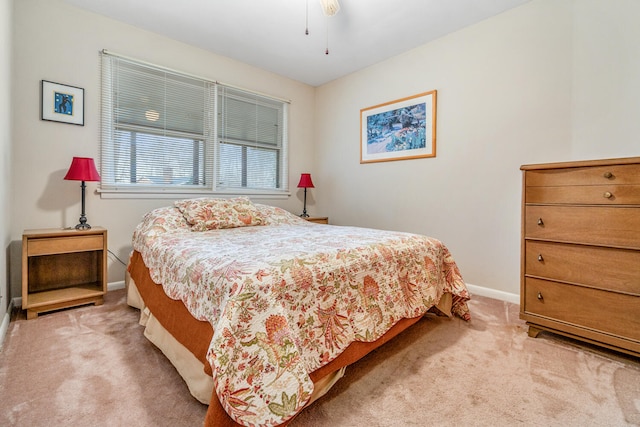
[305,0,310,35]
[325,17,330,55]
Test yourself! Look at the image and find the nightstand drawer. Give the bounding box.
[524,205,640,249]
[525,164,640,186]
[525,184,640,205]
[525,241,640,294]
[523,278,640,341]
[27,235,104,256]
[305,217,328,224]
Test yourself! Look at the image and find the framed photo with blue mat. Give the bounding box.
[41,80,84,126]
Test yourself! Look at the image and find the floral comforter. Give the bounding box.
[132,203,470,427]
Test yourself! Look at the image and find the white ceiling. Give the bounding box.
[63,0,531,87]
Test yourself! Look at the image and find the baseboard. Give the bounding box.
[0,298,14,349]
[466,283,520,305]
[108,280,126,291]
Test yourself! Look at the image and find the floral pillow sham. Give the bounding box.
[174,197,265,231]
[253,204,307,226]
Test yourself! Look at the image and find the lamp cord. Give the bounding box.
[108,249,128,266]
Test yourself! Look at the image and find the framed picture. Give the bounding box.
[360,90,436,163]
[41,80,85,126]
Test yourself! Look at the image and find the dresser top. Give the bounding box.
[521,156,640,171]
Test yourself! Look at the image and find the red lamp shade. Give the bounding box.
[297,173,314,188]
[64,157,101,182]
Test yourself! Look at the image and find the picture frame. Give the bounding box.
[41,80,85,126]
[360,90,436,163]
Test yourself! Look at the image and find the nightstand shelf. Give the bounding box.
[22,227,108,319]
[26,284,104,308]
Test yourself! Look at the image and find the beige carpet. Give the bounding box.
[1,289,638,427]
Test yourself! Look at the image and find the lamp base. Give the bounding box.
[74,181,92,230]
[75,213,91,230]
[300,187,310,218]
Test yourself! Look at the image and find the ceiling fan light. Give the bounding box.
[319,0,340,16]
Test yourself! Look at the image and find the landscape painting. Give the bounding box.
[360,90,436,163]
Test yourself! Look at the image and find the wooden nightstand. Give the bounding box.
[22,227,108,319]
[304,217,329,224]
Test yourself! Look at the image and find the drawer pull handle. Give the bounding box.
[537,254,544,262]
[537,292,543,300]
[603,172,613,179]
[537,218,544,226]
[603,191,613,199]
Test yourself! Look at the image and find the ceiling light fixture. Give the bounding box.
[319,0,340,17]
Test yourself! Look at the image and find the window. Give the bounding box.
[217,86,286,191]
[100,51,289,196]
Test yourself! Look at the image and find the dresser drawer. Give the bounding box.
[525,241,640,294]
[525,164,640,187]
[523,278,640,341]
[525,184,640,205]
[525,205,640,249]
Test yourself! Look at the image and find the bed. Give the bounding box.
[126,197,471,427]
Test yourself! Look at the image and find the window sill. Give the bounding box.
[97,188,291,200]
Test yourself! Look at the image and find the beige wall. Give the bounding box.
[571,0,640,158]
[314,0,639,297]
[10,0,316,298]
[1,0,12,328]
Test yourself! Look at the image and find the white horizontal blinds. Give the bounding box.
[100,51,288,195]
[100,53,213,190]
[217,85,288,191]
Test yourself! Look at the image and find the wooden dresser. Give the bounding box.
[520,157,640,357]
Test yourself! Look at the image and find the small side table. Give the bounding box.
[22,227,108,319]
[304,217,329,224]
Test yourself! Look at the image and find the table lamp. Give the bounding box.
[64,157,101,229]
[297,173,314,217]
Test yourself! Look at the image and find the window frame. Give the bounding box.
[99,51,290,199]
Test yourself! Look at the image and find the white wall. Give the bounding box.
[0,0,12,337]
[571,0,640,159]
[10,0,316,299]
[314,0,639,296]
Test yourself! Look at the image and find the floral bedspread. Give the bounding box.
[132,204,470,426]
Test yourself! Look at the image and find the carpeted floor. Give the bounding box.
[1,289,638,426]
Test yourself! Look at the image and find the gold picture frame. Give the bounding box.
[360,90,436,163]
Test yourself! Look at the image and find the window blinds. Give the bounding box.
[100,51,288,195]
[217,86,287,190]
